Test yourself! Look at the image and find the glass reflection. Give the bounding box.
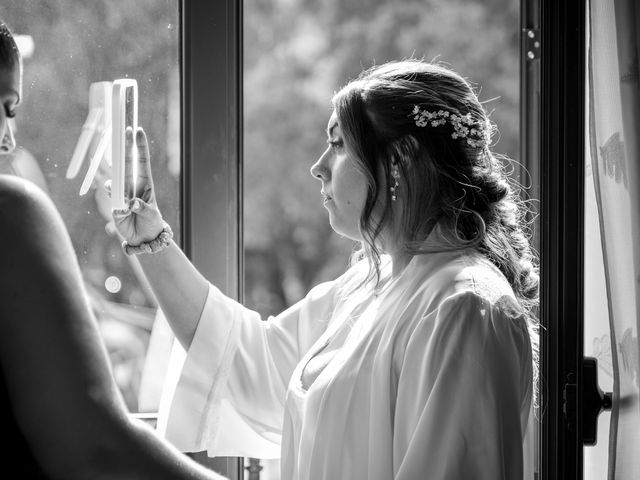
[1,0,180,412]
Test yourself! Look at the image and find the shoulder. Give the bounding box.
[393,289,533,402]
[0,174,55,222]
[455,251,516,304]
[407,249,519,315]
[428,251,526,329]
[0,175,61,244]
[402,290,531,376]
[431,289,524,330]
[0,175,82,297]
[390,251,530,354]
[0,173,47,205]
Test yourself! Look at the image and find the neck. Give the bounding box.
[389,249,412,277]
[377,230,413,278]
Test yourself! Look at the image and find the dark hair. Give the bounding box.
[332,59,539,316]
[0,21,20,71]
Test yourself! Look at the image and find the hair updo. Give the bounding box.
[332,59,539,318]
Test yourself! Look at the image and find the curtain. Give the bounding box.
[588,0,640,478]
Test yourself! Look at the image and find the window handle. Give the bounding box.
[582,356,613,446]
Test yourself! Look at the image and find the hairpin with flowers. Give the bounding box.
[411,105,492,149]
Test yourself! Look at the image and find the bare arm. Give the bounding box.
[111,127,210,350]
[134,240,209,350]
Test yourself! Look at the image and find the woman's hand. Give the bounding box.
[111,127,166,246]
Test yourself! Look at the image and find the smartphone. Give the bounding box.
[111,79,138,210]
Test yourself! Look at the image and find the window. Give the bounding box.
[5,2,552,479]
[2,0,180,413]
[243,0,524,478]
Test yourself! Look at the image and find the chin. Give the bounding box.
[328,216,361,242]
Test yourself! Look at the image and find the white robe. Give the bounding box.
[157,248,536,479]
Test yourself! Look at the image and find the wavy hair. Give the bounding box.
[333,60,538,307]
[332,60,540,399]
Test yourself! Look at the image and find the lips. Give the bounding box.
[321,191,332,203]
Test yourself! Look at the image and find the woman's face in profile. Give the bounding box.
[310,111,369,241]
[0,61,22,154]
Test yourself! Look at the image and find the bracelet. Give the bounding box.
[122,223,173,256]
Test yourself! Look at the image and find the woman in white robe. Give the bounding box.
[160,248,535,480]
[113,59,540,479]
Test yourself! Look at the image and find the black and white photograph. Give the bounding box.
[0,1,638,479]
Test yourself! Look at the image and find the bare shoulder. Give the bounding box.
[0,173,47,199]
[0,174,56,227]
[0,174,62,234]
[0,174,74,269]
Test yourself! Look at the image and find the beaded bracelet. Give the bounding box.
[122,223,173,256]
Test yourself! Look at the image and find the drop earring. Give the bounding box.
[390,163,400,201]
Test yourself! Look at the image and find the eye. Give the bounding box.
[328,139,344,150]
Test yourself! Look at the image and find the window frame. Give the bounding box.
[537,0,587,479]
[180,1,593,479]
[180,0,244,478]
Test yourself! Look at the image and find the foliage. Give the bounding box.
[243,0,520,315]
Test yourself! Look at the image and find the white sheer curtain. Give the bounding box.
[587,0,640,477]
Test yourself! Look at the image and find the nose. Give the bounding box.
[0,120,16,155]
[310,148,330,182]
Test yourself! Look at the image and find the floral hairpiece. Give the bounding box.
[411,105,491,149]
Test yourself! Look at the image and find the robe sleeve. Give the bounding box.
[393,290,533,480]
[157,279,338,458]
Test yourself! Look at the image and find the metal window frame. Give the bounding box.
[537,0,587,479]
[179,2,590,480]
[180,0,244,478]
[520,0,541,251]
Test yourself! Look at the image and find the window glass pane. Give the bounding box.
[244,0,521,312]
[243,1,521,478]
[2,0,180,413]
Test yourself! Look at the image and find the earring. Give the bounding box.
[390,164,400,201]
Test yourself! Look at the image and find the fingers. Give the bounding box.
[129,197,158,220]
[110,195,164,246]
[135,127,154,200]
[124,127,134,200]
[112,206,132,220]
[112,197,156,220]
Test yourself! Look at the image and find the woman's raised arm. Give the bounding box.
[111,127,210,350]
